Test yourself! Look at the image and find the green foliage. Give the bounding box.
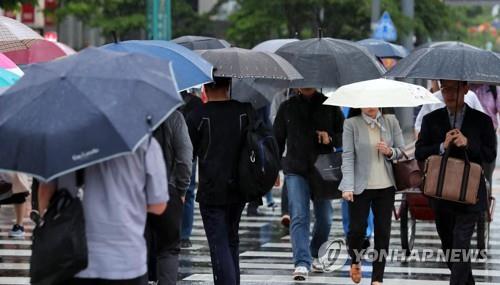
[56,0,209,41]
[0,0,37,11]
[171,0,212,38]
[226,0,478,48]
[56,0,146,40]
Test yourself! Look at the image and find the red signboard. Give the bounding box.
[45,0,58,26]
[21,4,35,24]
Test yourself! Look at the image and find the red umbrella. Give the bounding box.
[3,39,68,64]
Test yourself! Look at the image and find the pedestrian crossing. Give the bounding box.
[0,192,500,285]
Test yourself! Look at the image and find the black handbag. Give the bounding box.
[30,172,88,285]
[309,148,343,200]
[314,149,343,183]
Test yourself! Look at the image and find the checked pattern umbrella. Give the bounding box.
[0,16,43,53]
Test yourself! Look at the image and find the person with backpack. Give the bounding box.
[186,77,256,285]
[273,87,344,281]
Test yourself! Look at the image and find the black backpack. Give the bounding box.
[238,119,281,202]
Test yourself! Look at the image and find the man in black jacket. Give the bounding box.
[415,80,497,285]
[274,88,344,280]
[186,77,253,285]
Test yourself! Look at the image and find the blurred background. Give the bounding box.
[0,0,499,53]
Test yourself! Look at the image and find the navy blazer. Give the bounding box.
[415,105,497,213]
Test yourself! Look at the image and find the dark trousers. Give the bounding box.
[146,189,183,285]
[69,274,147,285]
[348,187,395,283]
[434,208,479,285]
[281,181,289,216]
[200,202,245,285]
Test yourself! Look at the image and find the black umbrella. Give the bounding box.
[385,41,500,84]
[0,48,183,181]
[275,38,385,88]
[172,35,231,50]
[232,39,299,108]
[197,47,303,80]
[357,38,408,59]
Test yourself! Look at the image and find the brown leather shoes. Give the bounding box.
[350,264,362,284]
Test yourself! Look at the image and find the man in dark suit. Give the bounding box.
[415,80,497,285]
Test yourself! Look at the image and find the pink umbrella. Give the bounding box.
[0,53,23,76]
[3,39,67,65]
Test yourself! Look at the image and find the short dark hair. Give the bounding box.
[439,80,468,87]
[204,77,231,91]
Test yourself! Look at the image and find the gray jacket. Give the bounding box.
[339,114,405,194]
[154,111,193,196]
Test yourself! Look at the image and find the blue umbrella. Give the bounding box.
[0,47,183,181]
[357,39,408,59]
[102,40,213,91]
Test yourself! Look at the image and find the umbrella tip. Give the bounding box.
[112,31,118,44]
[146,115,153,127]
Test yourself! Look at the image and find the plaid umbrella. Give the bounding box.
[0,16,43,53]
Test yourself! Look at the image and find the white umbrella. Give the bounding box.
[323,78,440,108]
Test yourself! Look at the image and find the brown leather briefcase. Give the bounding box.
[422,149,482,205]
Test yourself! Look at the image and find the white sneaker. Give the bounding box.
[312,258,324,273]
[293,266,309,281]
[8,224,24,238]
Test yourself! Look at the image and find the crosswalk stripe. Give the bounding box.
[183,274,495,284]
[0,277,30,285]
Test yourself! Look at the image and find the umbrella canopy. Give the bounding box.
[172,35,231,50]
[232,39,300,108]
[0,68,20,94]
[197,47,303,80]
[0,53,23,76]
[324,79,440,108]
[253,39,299,53]
[102,40,213,91]
[0,16,43,53]
[357,39,408,59]
[385,41,500,84]
[276,38,385,88]
[0,48,183,181]
[3,39,68,64]
[0,68,20,87]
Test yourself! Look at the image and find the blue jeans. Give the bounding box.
[342,199,374,238]
[265,191,274,206]
[286,174,333,268]
[181,160,197,240]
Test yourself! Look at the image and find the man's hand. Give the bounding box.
[342,191,354,202]
[316,131,331,145]
[274,176,281,187]
[444,129,468,149]
[453,130,468,148]
[444,129,458,149]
